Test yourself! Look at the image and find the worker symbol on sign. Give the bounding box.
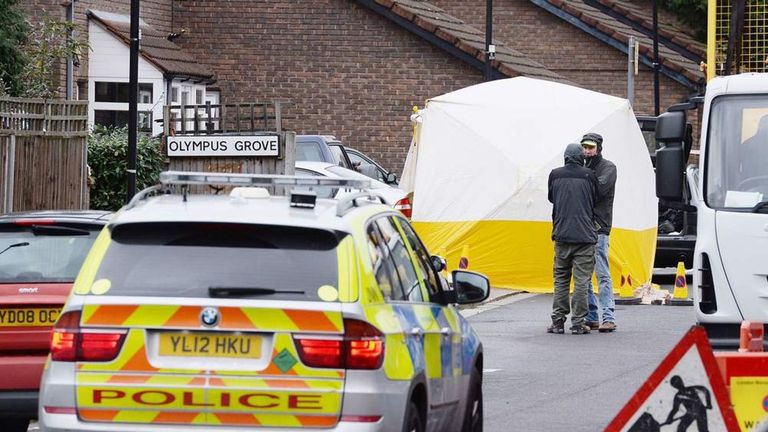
[628,375,712,432]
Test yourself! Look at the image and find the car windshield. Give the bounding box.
[0,224,101,283]
[94,223,341,300]
[296,141,325,162]
[705,95,768,209]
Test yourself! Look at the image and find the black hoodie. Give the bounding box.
[582,133,617,235]
[548,144,598,244]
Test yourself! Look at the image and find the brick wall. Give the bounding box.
[431,0,694,115]
[173,0,483,173]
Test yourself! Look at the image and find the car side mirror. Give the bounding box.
[452,270,490,304]
[430,255,446,272]
[386,172,397,184]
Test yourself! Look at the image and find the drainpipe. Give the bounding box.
[485,0,494,81]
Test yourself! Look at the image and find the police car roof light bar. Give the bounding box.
[160,171,371,189]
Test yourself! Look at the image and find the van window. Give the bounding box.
[96,223,340,300]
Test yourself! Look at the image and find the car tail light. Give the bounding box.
[13,218,55,226]
[294,319,384,370]
[43,406,77,414]
[50,311,126,362]
[394,197,412,219]
[343,319,384,369]
[295,339,342,368]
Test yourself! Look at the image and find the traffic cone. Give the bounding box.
[615,261,641,305]
[458,245,470,270]
[667,261,693,306]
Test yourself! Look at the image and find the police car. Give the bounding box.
[38,171,490,432]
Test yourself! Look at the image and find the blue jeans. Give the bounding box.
[586,234,615,323]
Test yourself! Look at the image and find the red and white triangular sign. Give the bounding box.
[605,326,740,432]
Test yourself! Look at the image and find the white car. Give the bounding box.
[295,161,408,210]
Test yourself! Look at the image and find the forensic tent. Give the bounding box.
[400,77,657,293]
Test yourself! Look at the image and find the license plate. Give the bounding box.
[158,332,262,359]
[0,308,59,327]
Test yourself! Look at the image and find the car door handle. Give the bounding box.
[410,328,424,338]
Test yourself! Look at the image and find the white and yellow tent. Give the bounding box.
[401,77,657,293]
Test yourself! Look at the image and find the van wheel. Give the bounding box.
[0,419,30,432]
[403,401,424,432]
[462,368,483,432]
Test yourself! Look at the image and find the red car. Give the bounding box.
[0,211,109,432]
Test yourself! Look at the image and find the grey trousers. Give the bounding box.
[552,242,596,327]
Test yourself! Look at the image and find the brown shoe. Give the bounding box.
[585,321,600,330]
[598,322,617,333]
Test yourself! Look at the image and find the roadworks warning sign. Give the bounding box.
[605,326,739,431]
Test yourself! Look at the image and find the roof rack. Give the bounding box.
[159,171,371,189]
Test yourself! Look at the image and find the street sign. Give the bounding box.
[605,326,739,432]
[167,135,279,157]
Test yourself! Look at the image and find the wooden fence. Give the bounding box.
[0,97,89,212]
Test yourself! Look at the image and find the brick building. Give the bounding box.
[23,0,704,172]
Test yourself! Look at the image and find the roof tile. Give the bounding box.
[88,10,215,82]
[367,0,573,84]
[534,0,703,87]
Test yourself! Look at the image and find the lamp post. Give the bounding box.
[127,0,139,201]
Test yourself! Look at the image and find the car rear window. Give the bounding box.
[0,223,102,283]
[95,223,341,300]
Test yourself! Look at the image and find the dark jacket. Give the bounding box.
[582,133,617,235]
[548,144,598,244]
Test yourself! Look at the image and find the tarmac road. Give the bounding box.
[465,291,695,431]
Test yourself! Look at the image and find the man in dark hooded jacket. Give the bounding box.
[581,132,618,332]
[547,143,598,335]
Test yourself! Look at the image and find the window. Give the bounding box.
[94,110,128,128]
[171,87,179,103]
[375,217,423,302]
[349,151,385,182]
[196,89,204,105]
[366,222,404,301]
[139,85,153,104]
[94,110,152,132]
[138,112,152,133]
[328,144,351,169]
[705,95,768,209]
[395,217,440,296]
[95,82,152,103]
[296,142,325,162]
[94,223,340,301]
[0,224,101,283]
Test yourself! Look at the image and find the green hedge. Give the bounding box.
[88,127,165,211]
